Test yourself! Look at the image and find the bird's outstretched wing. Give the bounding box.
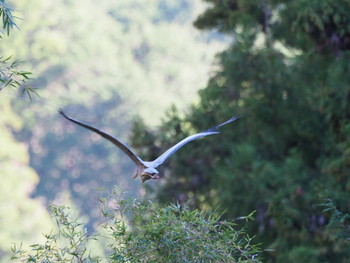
[59,110,144,167]
[149,115,240,168]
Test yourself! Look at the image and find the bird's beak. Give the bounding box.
[150,174,159,180]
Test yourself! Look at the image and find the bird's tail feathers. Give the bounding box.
[205,115,240,132]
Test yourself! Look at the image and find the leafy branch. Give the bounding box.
[0,56,38,98]
[0,0,38,100]
[12,205,100,263]
[0,0,19,36]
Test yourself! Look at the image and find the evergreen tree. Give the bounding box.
[131,0,350,261]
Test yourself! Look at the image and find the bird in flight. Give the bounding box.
[59,110,239,183]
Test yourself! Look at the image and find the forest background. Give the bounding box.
[1,0,350,262]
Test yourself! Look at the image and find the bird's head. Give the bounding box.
[140,167,159,183]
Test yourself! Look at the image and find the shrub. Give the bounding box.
[11,190,262,263]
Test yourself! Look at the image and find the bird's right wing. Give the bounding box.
[150,115,240,168]
[149,131,219,168]
[59,110,144,167]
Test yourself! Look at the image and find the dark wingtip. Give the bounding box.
[229,114,240,122]
[58,109,69,120]
[205,114,240,132]
[221,114,240,126]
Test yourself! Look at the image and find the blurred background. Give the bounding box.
[0,0,225,261]
[1,0,350,262]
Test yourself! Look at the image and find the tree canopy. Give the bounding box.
[132,0,350,261]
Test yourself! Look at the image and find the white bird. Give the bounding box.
[59,110,239,183]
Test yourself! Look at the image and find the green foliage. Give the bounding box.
[12,192,262,262]
[131,0,350,261]
[12,205,98,263]
[0,56,34,96]
[0,1,36,99]
[195,0,350,53]
[322,199,350,241]
[0,0,18,36]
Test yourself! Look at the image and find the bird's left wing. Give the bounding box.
[59,110,144,167]
[149,115,239,168]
